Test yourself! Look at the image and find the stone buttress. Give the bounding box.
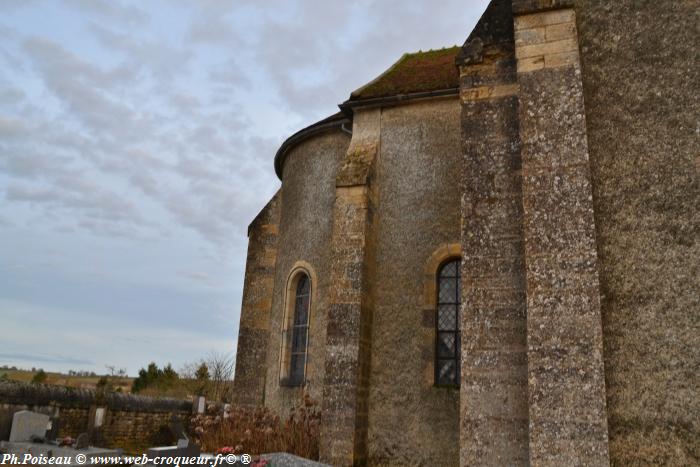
[319,109,380,466]
[458,0,610,465]
[232,193,281,407]
[457,1,529,465]
[512,0,610,464]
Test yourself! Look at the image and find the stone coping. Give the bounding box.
[0,380,191,412]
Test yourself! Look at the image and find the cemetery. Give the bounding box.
[0,381,327,466]
[1,0,696,464]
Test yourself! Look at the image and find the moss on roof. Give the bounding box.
[349,46,461,101]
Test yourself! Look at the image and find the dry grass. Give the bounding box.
[190,392,320,460]
[1,370,132,391]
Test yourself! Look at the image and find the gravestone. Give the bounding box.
[9,411,50,442]
[94,408,105,428]
[260,453,331,466]
[147,439,201,465]
[168,414,187,441]
[0,440,122,462]
[46,417,59,442]
[192,396,206,414]
[75,433,90,450]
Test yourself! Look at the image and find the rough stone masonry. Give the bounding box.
[232,0,700,465]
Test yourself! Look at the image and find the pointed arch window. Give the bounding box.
[436,259,460,386]
[288,274,310,385]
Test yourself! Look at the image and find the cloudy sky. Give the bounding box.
[0,0,489,376]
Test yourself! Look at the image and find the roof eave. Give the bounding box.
[273,114,351,180]
[274,88,460,179]
[339,87,460,113]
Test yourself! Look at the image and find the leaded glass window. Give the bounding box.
[436,259,460,386]
[289,274,310,385]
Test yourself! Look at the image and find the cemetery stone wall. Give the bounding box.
[0,380,192,452]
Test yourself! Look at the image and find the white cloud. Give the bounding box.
[0,0,489,374]
[62,0,149,26]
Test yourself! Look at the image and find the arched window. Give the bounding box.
[288,274,310,385]
[436,259,460,386]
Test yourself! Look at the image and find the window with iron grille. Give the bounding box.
[289,274,310,385]
[436,259,460,386]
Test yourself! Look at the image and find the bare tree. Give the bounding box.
[205,351,234,402]
[105,365,127,377]
[179,353,234,400]
[179,361,197,379]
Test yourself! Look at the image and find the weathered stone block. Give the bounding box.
[9,411,49,442]
[514,9,575,30]
[515,38,577,59]
[515,27,546,46]
[545,21,576,41]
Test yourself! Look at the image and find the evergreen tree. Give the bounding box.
[131,362,180,393]
[194,362,210,396]
[161,363,179,389]
[31,369,47,384]
[195,362,210,381]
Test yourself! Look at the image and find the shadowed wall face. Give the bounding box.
[577,0,700,464]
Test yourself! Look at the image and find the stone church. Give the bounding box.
[232,0,698,465]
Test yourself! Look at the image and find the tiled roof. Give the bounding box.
[348,46,461,101]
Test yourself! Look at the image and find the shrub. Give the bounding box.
[31,369,47,384]
[131,362,179,394]
[190,392,319,460]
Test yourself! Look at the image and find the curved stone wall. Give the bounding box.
[263,130,350,413]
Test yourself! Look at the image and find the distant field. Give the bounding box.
[0,369,133,392]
